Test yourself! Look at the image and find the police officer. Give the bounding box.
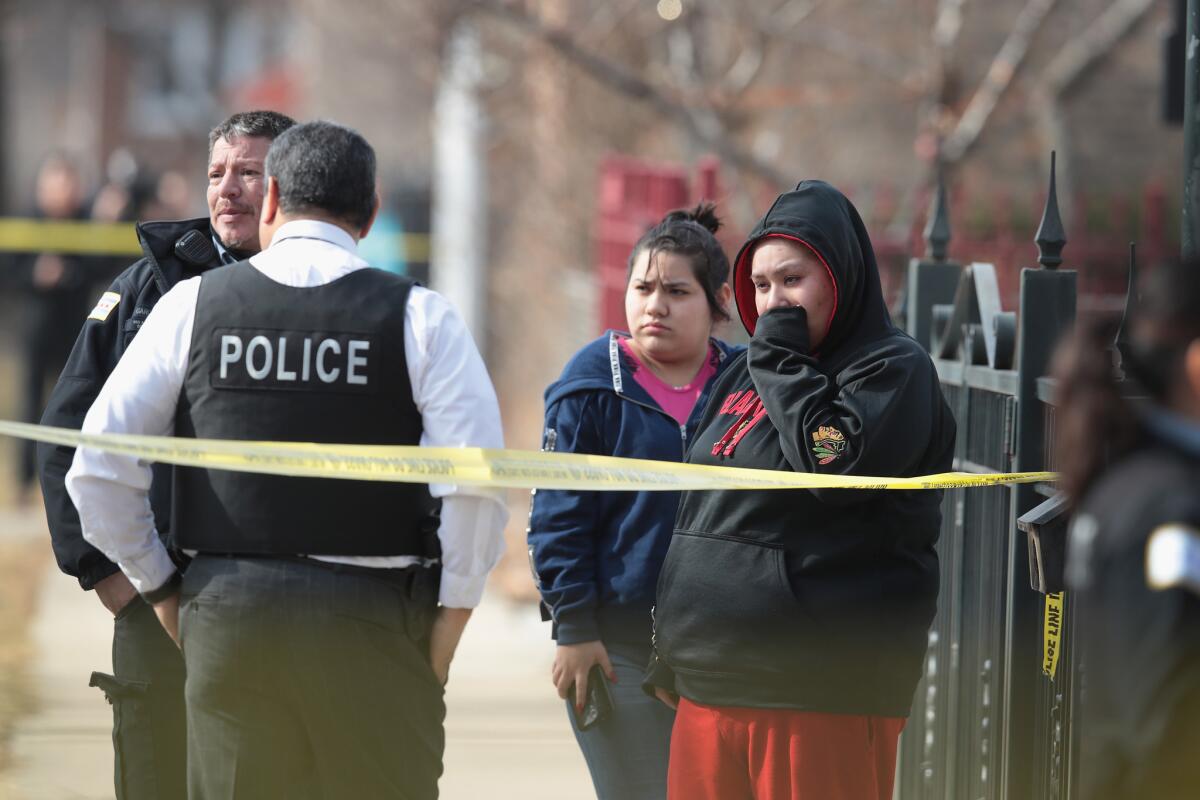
[66,120,508,798]
[36,109,295,800]
[1055,259,1200,799]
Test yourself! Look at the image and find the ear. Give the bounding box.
[359,190,382,240]
[1183,339,1200,412]
[260,177,279,225]
[717,282,733,310]
[713,282,733,325]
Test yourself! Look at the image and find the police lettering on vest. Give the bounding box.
[175,264,433,557]
[211,328,377,393]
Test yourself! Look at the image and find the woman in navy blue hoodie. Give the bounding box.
[528,204,742,800]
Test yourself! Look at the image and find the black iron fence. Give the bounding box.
[895,152,1111,800]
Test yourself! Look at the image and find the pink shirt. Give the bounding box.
[619,337,718,426]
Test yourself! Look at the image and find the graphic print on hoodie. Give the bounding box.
[647,180,957,717]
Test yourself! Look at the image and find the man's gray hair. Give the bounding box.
[208,110,297,158]
[265,120,376,230]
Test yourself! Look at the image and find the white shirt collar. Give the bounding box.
[269,219,359,254]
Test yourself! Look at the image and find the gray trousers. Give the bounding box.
[180,555,445,799]
[89,596,188,800]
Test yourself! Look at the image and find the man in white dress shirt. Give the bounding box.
[66,120,508,798]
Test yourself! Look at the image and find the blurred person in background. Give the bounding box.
[528,204,742,800]
[150,169,196,220]
[89,149,160,294]
[644,181,955,800]
[14,153,93,506]
[36,109,295,800]
[1055,259,1200,800]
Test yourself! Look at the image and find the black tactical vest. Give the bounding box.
[172,261,438,556]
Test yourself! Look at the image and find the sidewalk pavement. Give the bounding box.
[0,512,592,799]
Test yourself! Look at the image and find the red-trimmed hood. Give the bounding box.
[732,180,892,357]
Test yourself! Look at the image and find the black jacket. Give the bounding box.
[1068,415,1200,800]
[37,217,224,589]
[646,181,956,716]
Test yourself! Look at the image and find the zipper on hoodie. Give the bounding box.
[526,427,559,592]
[612,391,695,460]
[610,332,723,460]
[650,603,660,655]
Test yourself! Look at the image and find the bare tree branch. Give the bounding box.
[682,0,769,97]
[1025,0,1157,228]
[579,0,643,42]
[1041,0,1158,96]
[921,0,971,140]
[941,0,1062,163]
[703,0,915,86]
[932,0,968,50]
[774,0,823,29]
[712,22,768,96]
[666,11,761,227]
[470,0,789,187]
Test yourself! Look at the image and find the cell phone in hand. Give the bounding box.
[572,664,614,731]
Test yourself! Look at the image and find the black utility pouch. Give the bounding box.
[90,671,148,702]
[90,672,159,799]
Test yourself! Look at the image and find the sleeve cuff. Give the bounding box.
[141,570,182,604]
[79,559,121,591]
[554,610,601,645]
[753,305,811,350]
[119,541,179,596]
[642,651,677,697]
[437,568,489,609]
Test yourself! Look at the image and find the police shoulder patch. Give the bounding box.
[1145,523,1200,593]
[88,291,121,322]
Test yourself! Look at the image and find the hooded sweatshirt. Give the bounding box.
[528,332,743,651]
[646,181,956,716]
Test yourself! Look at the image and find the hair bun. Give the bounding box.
[661,201,722,235]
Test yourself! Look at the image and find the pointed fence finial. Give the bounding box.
[924,165,951,263]
[1035,151,1067,269]
[1114,242,1138,372]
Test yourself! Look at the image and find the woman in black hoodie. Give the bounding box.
[645,181,955,800]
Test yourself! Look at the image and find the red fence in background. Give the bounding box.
[595,158,1180,333]
[595,156,724,333]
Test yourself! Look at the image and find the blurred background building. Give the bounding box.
[0,0,1184,592]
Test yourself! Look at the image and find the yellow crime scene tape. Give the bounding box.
[3,418,1065,669]
[1042,592,1065,680]
[0,219,142,256]
[0,420,1055,492]
[0,218,432,261]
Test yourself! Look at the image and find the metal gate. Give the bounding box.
[897,154,1093,800]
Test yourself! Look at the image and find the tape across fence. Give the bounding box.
[0,420,1055,492]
